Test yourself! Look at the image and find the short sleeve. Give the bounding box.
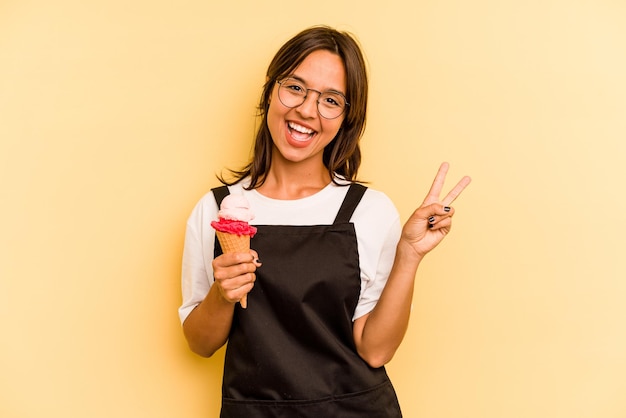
[351,190,402,320]
[178,192,219,324]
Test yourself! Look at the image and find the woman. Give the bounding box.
[180,25,471,417]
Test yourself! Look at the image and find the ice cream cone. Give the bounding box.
[215,231,251,254]
[215,231,250,308]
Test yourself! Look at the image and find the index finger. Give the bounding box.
[214,251,256,267]
[442,175,472,206]
[423,162,450,204]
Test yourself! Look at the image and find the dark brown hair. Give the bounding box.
[220,25,368,189]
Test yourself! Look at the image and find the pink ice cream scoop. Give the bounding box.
[211,194,257,237]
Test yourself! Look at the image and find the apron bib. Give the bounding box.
[212,185,402,417]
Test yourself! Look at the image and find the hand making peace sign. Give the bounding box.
[401,162,472,258]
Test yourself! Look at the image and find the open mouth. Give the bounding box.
[288,121,316,142]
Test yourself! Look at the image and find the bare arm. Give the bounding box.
[182,251,260,357]
[353,163,471,367]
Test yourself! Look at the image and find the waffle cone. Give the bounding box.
[215,231,251,254]
[215,231,251,308]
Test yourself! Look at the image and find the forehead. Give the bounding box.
[290,50,346,93]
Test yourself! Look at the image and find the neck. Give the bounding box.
[257,157,331,200]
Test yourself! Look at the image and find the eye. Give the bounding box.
[324,97,339,107]
[282,79,305,94]
[320,93,344,108]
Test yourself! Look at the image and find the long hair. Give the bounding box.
[220,26,369,189]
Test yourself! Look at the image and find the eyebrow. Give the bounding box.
[287,74,347,97]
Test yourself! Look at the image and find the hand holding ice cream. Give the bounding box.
[211,194,257,308]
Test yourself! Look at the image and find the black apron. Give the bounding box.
[212,185,402,417]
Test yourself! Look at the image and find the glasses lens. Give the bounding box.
[318,92,346,119]
[278,78,306,108]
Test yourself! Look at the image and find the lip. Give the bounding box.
[285,120,317,147]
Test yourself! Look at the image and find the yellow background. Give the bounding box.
[2,1,625,417]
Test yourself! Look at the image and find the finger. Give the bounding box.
[442,175,472,206]
[423,162,450,204]
[238,278,256,309]
[429,217,452,231]
[415,203,452,219]
[236,274,256,292]
[250,249,262,266]
[213,259,257,281]
[427,206,455,225]
[220,271,256,292]
[220,276,255,305]
[213,252,256,269]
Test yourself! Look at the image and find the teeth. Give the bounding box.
[288,122,314,134]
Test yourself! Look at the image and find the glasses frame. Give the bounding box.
[276,78,350,120]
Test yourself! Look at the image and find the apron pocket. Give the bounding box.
[220,380,402,418]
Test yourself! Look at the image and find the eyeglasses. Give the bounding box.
[276,78,349,120]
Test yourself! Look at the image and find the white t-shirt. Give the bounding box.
[179,179,401,324]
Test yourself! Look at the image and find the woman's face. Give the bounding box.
[267,49,346,170]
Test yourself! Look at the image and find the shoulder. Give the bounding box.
[330,176,396,212]
[356,186,399,220]
[350,185,401,249]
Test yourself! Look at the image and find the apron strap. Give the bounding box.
[211,185,230,207]
[333,183,368,224]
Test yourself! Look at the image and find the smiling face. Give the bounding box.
[266,49,347,173]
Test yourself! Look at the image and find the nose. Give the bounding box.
[296,90,321,118]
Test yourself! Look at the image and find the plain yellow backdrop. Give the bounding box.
[2,1,625,417]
